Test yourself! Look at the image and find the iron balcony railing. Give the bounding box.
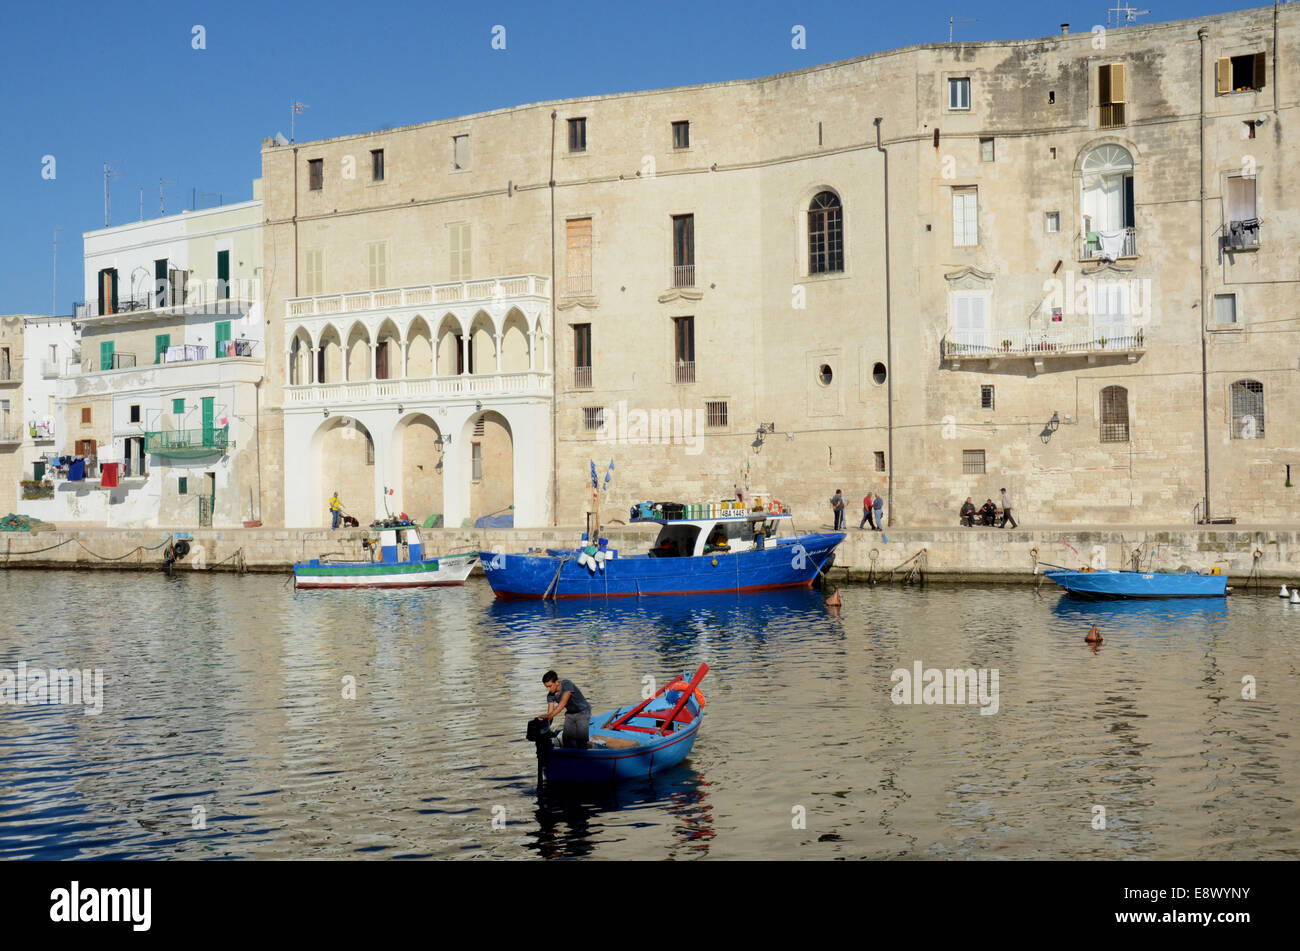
[143,426,230,459]
[672,265,696,288]
[674,360,696,383]
[944,326,1146,359]
[1081,227,1137,260]
[76,295,252,320]
[573,365,592,388]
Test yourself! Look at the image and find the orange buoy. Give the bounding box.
[1085,625,1103,644]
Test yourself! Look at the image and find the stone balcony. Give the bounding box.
[283,370,551,408]
[943,326,1147,370]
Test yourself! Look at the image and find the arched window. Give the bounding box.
[1081,145,1135,259]
[808,191,843,274]
[1100,385,1129,443]
[1230,379,1264,439]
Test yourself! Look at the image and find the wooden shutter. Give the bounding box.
[1110,63,1126,103]
[1216,58,1231,95]
[1254,52,1266,90]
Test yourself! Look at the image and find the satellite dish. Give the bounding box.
[274,132,290,146]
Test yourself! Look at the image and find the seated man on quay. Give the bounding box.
[979,498,998,526]
[960,497,977,527]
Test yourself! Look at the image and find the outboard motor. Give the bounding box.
[527,717,555,785]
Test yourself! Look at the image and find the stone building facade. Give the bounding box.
[260,5,1299,528]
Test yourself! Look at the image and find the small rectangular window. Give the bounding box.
[672,121,690,149]
[81,406,91,424]
[568,117,586,152]
[452,135,469,170]
[1219,53,1266,93]
[1046,212,1061,233]
[582,407,605,431]
[948,77,971,110]
[874,451,886,472]
[371,149,385,181]
[308,158,323,190]
[706,401,727,428]
[178,477,188,495]
[129,404,141,423]
[980,137,994,162]
[448,222,472,281]
[962,449,986,474]
[673,316,695,382]
[173,398,185,414]
[573,324,592,388]
[980,385,995,410]
[1214,294,1238,325]
[472,441,483,479]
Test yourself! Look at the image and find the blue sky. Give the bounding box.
[0,0,1269,314]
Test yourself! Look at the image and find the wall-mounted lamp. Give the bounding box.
[1040,411,1060,445]
[434,433,451,450]
[323,408,330,417]
[475,400,482,412]
[397,404,404,415]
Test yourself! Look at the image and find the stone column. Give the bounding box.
[494,333,503,373]
[527,332,536,371]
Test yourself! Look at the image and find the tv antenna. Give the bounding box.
[159,178,178,215]
[52,228,62,316]
[291,101,309,142]
[1108,3,1150,28]
[103,161,123,226]
[949,16,979,42]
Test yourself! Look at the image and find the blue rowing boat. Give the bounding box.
[1042,567,1227,598]
[483,512,843,599]
[528,664,709,784]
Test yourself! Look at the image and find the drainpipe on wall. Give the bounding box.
[1198,27,1211,523]
[874,118,895,526]
[549,111,558,526]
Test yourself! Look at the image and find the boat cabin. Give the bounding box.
[638,513,793,558]
[364,523,426,564]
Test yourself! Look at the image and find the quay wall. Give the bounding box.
[2,524,1299,586]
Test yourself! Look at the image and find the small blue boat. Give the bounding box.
[482,512,843,599]
[528,664,709,784]
[1043,566,1227,599]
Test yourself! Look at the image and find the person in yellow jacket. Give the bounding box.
[329,491,343,530]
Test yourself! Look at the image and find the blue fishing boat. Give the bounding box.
[528,664,709,784]
[481,510,843,599]
[1042,566,1227,599]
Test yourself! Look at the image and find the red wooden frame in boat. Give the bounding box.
[604,663,710,735]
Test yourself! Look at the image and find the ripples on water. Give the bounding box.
[0,569,1296,860]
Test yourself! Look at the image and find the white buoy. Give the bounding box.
[1281,584,1290,598]
[1291,589,1299,604]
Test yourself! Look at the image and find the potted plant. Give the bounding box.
[1098,335,1107,349]
[1136,328,1144,347]
[1001,339,1012,352]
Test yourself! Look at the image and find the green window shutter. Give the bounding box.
[201,397,215,440]
[215,321,231,357]
[178,477,188,495]
[172,398,185,414]
[99,340,114,370]
[155,334,170,364]
[216,251,230,299]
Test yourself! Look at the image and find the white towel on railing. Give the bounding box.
[1098,229,1126,261]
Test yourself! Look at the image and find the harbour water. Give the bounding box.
[1,569,1296,860]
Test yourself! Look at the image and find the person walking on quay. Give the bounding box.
[329,491,343,530]
[860,492,876,530]
[999,487,1018,529]
[872,491,884,530]
[830,489,846,530]
[542,670,591,749]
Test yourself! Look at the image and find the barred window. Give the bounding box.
[874,451,886,472]
[962,449,985,474]
[706,401,727,428]
[980,385,994,410]
[583,406,605,431]
[1231,379,1264,439]
[808,191,843,274]
[1100,385,1129,443]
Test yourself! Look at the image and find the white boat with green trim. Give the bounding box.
[293,521,478,590]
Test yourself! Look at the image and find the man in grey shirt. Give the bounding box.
[999,488,1018,529]
[542,670,591,748]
